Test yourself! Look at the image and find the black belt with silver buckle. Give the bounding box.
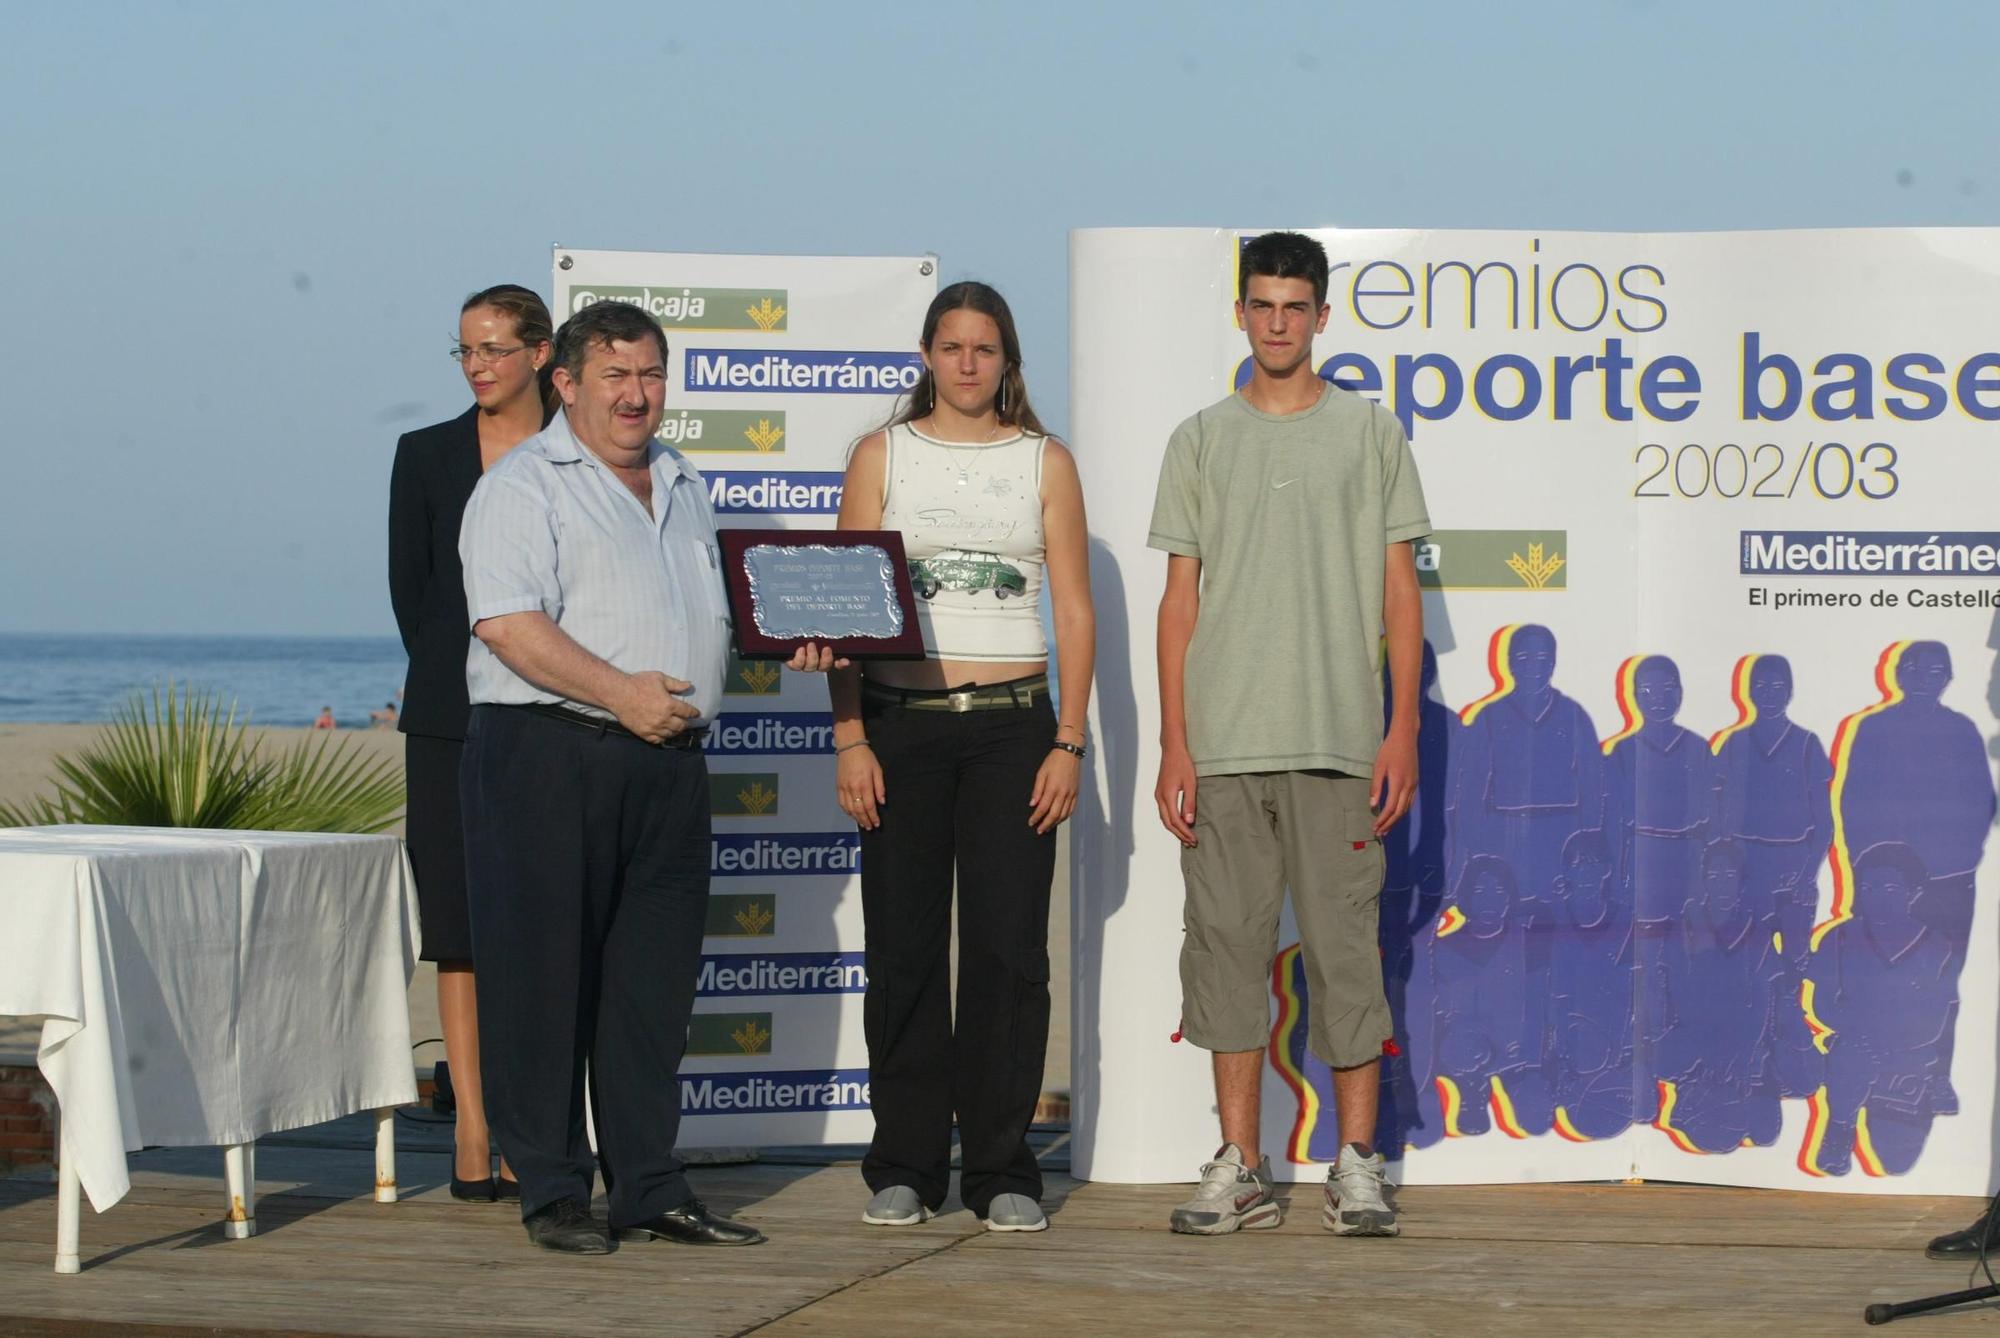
[860,675,1049,713]
[507,701,706,749]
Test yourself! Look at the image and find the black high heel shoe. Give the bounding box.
[451,1174,499,1202]
[496,1176,520,1203]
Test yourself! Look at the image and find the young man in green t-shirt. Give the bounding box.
[1149,230,1430,1236]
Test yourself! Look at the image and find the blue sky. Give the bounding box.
[3,1,1993,636]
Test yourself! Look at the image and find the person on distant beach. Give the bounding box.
[459,299,762,1254]
[388,283,555,1205]
[312,706,335,730]
[369,701,398,729]
[799,281,1094,1236]
[1150,231,1429,1238]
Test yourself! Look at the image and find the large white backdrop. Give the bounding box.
[1069,227,2000,1193]
[552,248,935,1147]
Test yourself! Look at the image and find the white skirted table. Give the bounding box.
[0,825,421,1273]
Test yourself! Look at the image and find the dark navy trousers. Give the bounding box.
[461,704,710,1225]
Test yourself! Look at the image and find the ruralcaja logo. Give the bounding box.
[657,409,787,454]
[711,772,781,818]
[569,286,788,331]
[685,1012,775,1057]
[704,893,777,938]
[1415,530,1569,591]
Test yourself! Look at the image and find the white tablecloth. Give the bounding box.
[0,826,420,1212]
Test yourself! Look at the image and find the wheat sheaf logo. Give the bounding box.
[1506,542,1566,590]
[745,297,787,332]
[734,661,782,694]
[731,1019,773,1054]
[744,418,785,452]
[733,901,775,936]
[736,780,778,816]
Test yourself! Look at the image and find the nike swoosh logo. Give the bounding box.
[1272,478,1299,490]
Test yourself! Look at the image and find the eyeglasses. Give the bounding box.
[450,342,528,365]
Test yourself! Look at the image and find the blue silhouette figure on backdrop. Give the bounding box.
[1601,655,1717,1121]
[1544,828,1635,1142]
[1377,641,1455,1152]
[1650,838,1783,1154]
[1710,654,1832,1099]
[1810,843,1962,1176]
[1804,641,1995,1175]
[1419,855,1550,1141]
[1447,624,1603,1083]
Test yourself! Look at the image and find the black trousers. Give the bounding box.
[858,694,1057,1215]
[460,704,710,1224]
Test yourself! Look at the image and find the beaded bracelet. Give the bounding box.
[835,739,873,755]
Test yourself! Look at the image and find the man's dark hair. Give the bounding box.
[553,300,670,380]
[1239,231,1331,307]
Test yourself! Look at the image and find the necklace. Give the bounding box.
[923,416,1002,487]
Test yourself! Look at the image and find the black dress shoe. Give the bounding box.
[1927,1203,2000,1260]
[450,1175,498,1202]
[496,1176,520,1203]
[614,1198,766,1246]
[524,1199,616,1255]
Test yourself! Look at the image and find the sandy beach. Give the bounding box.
[0,722,1070,1098]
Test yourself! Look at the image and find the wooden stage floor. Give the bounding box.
[2,1113,1996,1337]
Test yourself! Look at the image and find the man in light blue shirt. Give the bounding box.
[457,299,763,1255]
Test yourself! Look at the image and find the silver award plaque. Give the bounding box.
[743,543,906,641]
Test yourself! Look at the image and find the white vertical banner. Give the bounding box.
[553,248,937,1146]
[1070,227,2000,1196]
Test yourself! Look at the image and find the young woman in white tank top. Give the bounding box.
[793,282,1094,1234]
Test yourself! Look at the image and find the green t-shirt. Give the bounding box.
[1147,385,1431,777]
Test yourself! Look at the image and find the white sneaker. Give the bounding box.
[1323,1143,1398,1236]
[862,1185,932,1226]
[1168,1143,1281,1235]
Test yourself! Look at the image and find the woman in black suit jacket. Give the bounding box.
[388,284,554,1201]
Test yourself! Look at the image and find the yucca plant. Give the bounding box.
[0,683,404,834]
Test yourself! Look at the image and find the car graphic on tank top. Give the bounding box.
[909,548,1027,601]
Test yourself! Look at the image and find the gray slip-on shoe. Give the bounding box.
[861,1185,932,1226]
[982,1193,1048,1233]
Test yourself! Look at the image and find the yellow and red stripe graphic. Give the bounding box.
[1854,1107,1888,1177]
[1437,1075,1465,1138]
[1489,1076,1530,1139]
[1553,1107,1592,1142]
[1799,978,1834,1055]
[1600,655,1647,756]
[1267,944,1319,1164]
[1798,1084,1833,1177]
[1811,641,1913,952]
[1653,1079,1705,1155]
[1435,905,1468,938]
[1707,654,1760,755]
[1459,624,1523,726]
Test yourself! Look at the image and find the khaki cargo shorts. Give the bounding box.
[1178,769,1389,1070]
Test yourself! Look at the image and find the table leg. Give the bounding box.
[54,1119,80,1275]
[223,1142,256,1239]
[373,1107,397,1203]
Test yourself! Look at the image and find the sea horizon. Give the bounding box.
[0,632,409,729]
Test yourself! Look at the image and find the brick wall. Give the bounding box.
[0,1066,57,1170]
